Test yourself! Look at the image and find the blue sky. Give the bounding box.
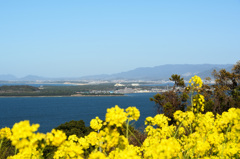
[1,0,240,78]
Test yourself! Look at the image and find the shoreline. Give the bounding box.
[0,94,125,98]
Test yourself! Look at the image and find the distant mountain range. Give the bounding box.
[0,64,233,81]
[79,64,233,80]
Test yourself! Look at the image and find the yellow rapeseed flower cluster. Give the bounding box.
[46,129,67,146]
[90,116,103,131]
[188,75,205,113]
[1,106,240,158]
[0,127,11,139]
[189,75,203,89]
[105,105,127,127]
[126,106,140,121]
[192,94,205,113]
[7,120,45,158]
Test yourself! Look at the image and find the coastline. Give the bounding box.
[70,94,124,97]
[0,94,125,98]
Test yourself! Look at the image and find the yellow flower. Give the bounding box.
[46,129,66,146]
[78,137,89,149]
[0,127,11,139]
[189,75,203,89]
[11,120,39,140]
[105,105,127,127]
[10,120,40,149]
[53,135,84,159]
[192,94,205,113]
[89,151,106,159]
[109,145,141,159]
[126,106,140,121]
[174,110,195,128]
[86,132,99,146]
[90,116,103,131]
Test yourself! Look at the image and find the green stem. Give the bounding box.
[174,121,183,138]
[191,89,194,113]
[39,143,46,159]
[98,129,102,152]
[0,139,3,150]
[126,120,129,140]
[15,147,17,155]
[128,129,142,146]
[190,123,193,134]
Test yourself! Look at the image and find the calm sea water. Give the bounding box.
[0,93,157,133]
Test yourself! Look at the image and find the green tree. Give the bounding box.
[212,69,238,91]
[150,90,188,123]
[151,74,189,123]
[232,60,240,75]
[55,120,92,138]
[169,74,185,90]
[205,61,240,114]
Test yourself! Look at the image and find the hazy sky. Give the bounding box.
[1,0,240,78]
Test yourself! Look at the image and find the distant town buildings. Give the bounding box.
[114,83,125,87]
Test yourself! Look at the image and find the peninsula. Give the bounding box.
[0,81,168,97]
[0,85,123,97]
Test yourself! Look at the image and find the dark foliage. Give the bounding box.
[55,120,92,138]
[150,89,188,124]
[169,74,185,90]
[0,85,39,92]
[0,138,15,159]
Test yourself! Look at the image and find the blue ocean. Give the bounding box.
[0,93,157,133]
